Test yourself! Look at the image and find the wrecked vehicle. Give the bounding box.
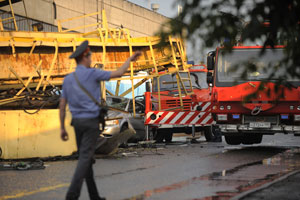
[95,95,145,153]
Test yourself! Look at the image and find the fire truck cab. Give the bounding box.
[145,65,215,142]
[207,46,300,145]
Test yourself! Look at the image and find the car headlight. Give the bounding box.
[106,120,119,126]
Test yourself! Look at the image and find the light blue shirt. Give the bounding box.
[61,65,111,118]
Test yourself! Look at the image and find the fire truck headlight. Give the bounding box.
[294,114,300,121]
[217,114,227,121]
[150,114,157,120]
[297,106,300,110]
[227,105,231,110]
[290,106,294,110]
[220,106,225,110]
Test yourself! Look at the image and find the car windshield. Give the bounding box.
[216,48,300,86]
[153,72,206,92]
[106,97,128,110]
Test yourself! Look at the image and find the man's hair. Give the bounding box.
[75,51,91,64]
[75,55,84,64]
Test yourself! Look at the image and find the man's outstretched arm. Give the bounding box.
[110,51,141,78]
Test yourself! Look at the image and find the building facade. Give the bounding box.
[0,0,169,37]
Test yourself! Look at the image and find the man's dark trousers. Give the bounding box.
[66,117,101,200]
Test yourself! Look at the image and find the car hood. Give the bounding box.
[106,109,129,118]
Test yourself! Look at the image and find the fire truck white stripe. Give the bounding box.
[170,112,185,124]
[201,114,212,124]
[201,102,211,111]
[181,112,195,124]
[145,112,153,122]
[149,112,164,124]
[190,112,205,124]
[145,112,153,123]
[159,112,174,124]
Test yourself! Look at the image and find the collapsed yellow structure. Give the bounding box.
[0,5,190,159]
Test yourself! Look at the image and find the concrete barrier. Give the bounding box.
[0,109,77,159]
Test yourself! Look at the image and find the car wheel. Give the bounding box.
[120,123,129,132]
[119,123,131,146]
[225,136,242,145]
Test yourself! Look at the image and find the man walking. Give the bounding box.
[59,40,141,200]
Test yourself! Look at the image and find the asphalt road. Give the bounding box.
[1,134,300,200]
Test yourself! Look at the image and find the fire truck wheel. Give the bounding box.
[204,127,213,142]
[154,130,165,143]
[225,136,242,145]
[252,134,263,144]
[165,132,173,143]
[241,134,263,145]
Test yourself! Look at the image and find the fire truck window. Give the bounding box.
[153,75,174,92]
[179,72,192,89]
[216,49,299,85]
[197,72,209,89]
[190,72,208,89]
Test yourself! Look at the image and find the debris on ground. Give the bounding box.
[0,160,45,171]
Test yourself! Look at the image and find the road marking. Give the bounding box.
[0,183,69,200]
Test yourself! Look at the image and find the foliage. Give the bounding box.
[159,0,300,93]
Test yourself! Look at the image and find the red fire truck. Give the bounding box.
[144,65,217,142]
[207,46,300,145]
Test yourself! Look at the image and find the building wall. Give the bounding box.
[0,0,169,37]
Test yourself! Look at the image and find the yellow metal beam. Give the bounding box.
[102,10,108,29]
[175,73,184,110]
[157,76,161,110]
[36,74,44,91]
[16,75,33,96]
[177,72,188,96]
[60,11,101,24]
[29,41,37,55]
[0,96,25,106]
[8,66,32,93]
[61,22,101,33]
[106,89,114,96]
[149,40,158,75]
[10,39,16,57]
[43,40,58,91]
[0,20,3,31]
[115,80,121,96]
[8,0,18,31]
[101,82,106,102]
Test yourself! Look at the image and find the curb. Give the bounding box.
[231,170,300,200]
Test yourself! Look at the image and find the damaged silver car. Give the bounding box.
[95,96,146,154]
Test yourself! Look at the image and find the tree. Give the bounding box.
[159,0,300,95]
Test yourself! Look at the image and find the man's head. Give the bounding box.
[69,40,92,68]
